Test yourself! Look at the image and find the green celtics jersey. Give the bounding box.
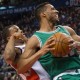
[33,25,80,80]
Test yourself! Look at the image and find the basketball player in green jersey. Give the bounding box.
[16,2,80,80]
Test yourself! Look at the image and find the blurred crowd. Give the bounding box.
[59,6,80,34]
[0,6,80,80]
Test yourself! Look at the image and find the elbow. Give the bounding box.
[3,53,13,64]
[17,63,29,74]
[17,58,31,74]
[3,52,11,61]
[17,68,25,74]
[17,65,29,74]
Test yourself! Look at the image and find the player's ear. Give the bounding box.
[40,12,46,17]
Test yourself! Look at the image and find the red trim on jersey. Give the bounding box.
[27,69,39,80]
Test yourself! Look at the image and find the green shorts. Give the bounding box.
[53,69,80,80]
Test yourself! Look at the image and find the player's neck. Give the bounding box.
[39,20,56,32]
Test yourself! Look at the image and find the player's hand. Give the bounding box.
[69,40,80,50]
[39,37,55,56]
[12,31,24,40]
[68,39,77,50]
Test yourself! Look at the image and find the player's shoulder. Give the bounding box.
[26,35,40,47]
[63,25,76,35]
[63,25,72,29]
[28,35,39,42]
[57,25,71,30]
[63,25,74,31]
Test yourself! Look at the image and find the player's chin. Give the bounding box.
[54,18,59,23]
[56,17,59,21]
[51,18,59,23]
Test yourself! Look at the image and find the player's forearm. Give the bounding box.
[17,51,42,73]
[4,36,16,64]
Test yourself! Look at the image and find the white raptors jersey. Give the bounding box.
[15,44,50,80]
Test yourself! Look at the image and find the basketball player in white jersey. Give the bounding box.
[3,25,55,80]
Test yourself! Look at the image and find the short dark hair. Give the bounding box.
[35,2,50,21]
[3,25,14,42]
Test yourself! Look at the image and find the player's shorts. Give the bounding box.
[53,69,80,80]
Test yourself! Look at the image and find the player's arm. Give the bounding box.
[4,35,17,65]
[17,36,55,73]
[17,36,43,73]
[64,26,80,49]
[20,34,28,43]
[3,33,23,66]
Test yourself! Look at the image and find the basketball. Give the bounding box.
[50,32,73,57]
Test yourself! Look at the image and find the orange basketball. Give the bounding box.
[50,32,73,57]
